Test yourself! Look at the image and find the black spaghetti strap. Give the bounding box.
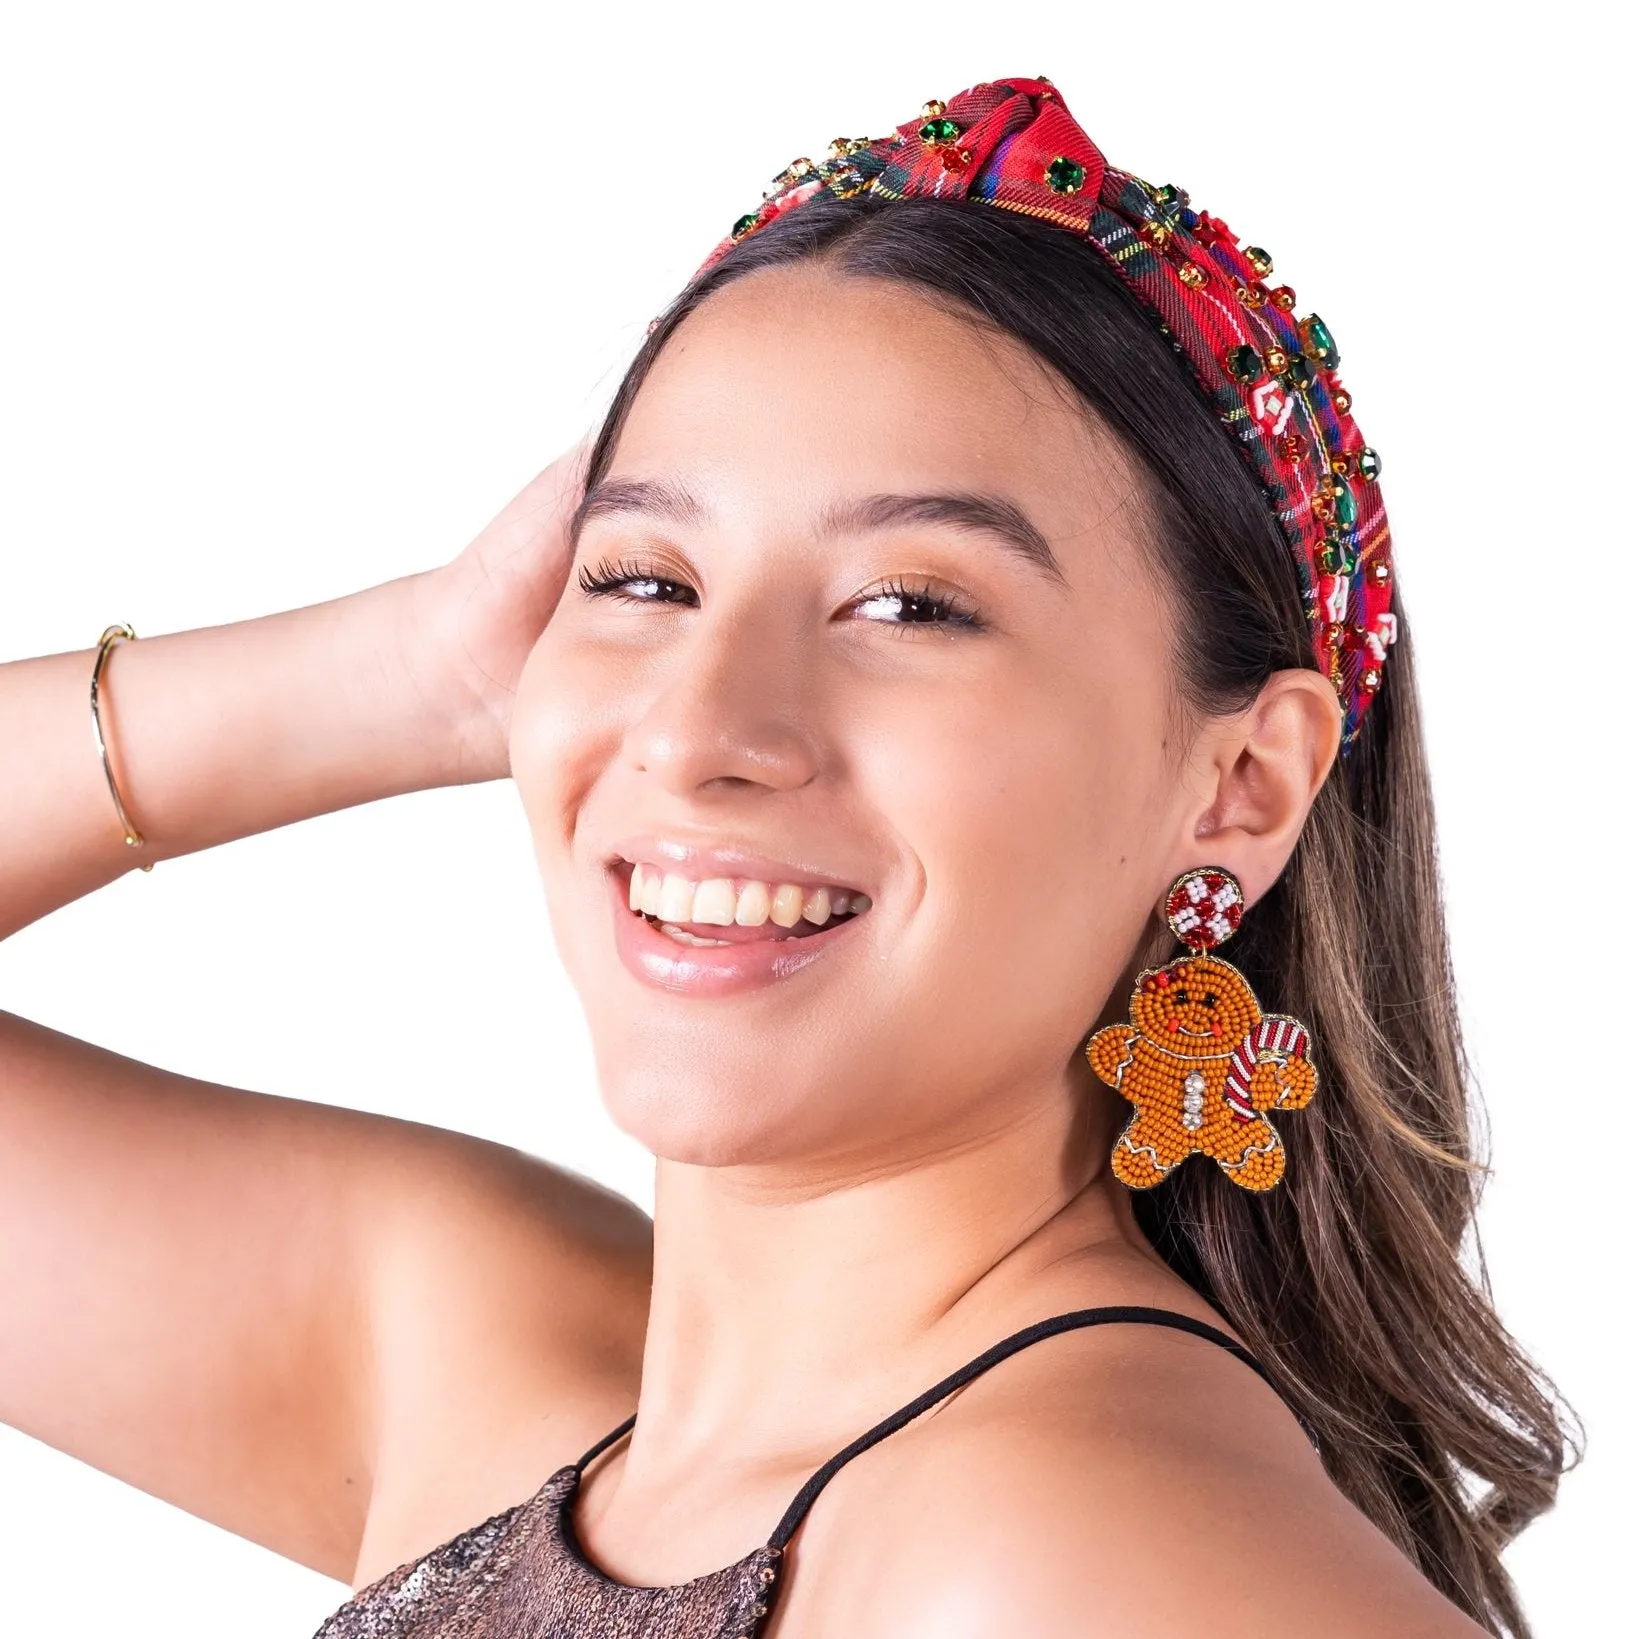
[574,1412,638,1475]
[765,1304,1312,1551]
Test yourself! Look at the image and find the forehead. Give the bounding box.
[608,262,1147,569]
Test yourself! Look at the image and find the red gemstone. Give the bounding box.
[1279,433,1308,462]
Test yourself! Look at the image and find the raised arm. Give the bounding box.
[0,446,653,1586]
[3,448,587,937]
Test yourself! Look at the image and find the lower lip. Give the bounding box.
[607,869,867,997]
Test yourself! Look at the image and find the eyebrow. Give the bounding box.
[819,491,1066,586]
[572,476,704,544]
[573,477,1066,586]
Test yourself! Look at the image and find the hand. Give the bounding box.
[409,438,592,780]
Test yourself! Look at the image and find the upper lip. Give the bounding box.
[605,832,874,895]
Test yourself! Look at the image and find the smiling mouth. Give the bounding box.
[618,861,872,948]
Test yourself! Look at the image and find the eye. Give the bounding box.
[577,555,698,606]
[1172,991,1191,1007]
[1202,993,1218,1008]
[850,577,983,631]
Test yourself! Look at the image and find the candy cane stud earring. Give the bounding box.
[1085,868,1318,1192]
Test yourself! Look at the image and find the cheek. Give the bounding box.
[508,625,625,882]
[856,642,1177,1052]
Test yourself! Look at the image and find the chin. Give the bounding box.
[592,1055,814,1169]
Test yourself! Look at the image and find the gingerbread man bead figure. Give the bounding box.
[1086,869,1318,1192]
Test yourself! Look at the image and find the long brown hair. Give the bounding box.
[579,194,1578,1637]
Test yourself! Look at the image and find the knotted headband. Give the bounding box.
[695,75,1397,744]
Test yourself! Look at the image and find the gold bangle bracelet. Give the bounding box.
[89,622,153,872]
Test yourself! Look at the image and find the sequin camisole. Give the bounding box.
[312,1305,1310,1639]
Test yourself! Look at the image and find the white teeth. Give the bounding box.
[692,878,737,926]
[735,880,772,926]
[623,862,872,930]
[658,873,696,923]
[658,922,735,947]
[640,867,663,917]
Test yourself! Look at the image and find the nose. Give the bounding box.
[624,609,824,799]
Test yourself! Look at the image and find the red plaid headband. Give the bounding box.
[695,75,1396,744]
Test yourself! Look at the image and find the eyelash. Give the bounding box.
[575,556,984,631]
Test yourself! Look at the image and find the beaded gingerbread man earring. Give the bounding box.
[1085,867,1317,1192]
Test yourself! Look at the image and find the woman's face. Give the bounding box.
[511,263,1199,1173]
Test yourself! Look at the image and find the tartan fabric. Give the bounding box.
[696,77,1396,745]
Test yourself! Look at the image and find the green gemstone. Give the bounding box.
[1285,354,1315,389]
[1155,182,1188,208]
[1357,446,1382,482]
[1333,480,1358,530]
[1045,155,1087,194]
[1226,343,1264,383]
[919,117,960,145]
[1299,314,1340,369]
[1320,530,1357,575]
[730,212,760,240]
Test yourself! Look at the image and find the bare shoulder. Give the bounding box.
[827,1320,1487,1639]
[350,1122,652,1586]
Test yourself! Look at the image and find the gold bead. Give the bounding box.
[1370,561,1391,586]
[1333,387,1353,415]
[1263,346,1291,373]
[922,99,946,119]
[1235,285,1261,307]
[1331,455,1352,477]
[1178,263,1207,289]
[1361,668,1382,692]
[1245,246,1274,278]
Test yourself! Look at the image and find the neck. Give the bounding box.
[624,1073,1146,1478]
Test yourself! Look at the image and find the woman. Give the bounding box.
[0,77,1570,1638]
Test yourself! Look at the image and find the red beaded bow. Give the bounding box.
[697,77,1397,744]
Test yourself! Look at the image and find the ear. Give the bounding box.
[1171,668,1342,908]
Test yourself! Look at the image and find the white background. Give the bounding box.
[0,5,1626,1635]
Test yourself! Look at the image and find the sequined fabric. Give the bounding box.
[312,1466,783,1639]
